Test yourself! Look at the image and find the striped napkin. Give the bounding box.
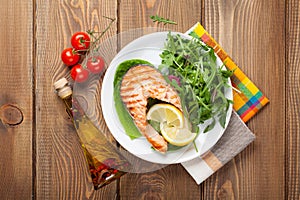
[181,23,269,184]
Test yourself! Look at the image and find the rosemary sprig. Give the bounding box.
[150,15,177,25]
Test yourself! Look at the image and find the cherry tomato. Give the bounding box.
[86,56,105,74]
[61,48,80,66]
[71,32,90,51]
[70,64,89,83]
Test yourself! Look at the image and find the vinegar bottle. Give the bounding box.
[53,78,129,189]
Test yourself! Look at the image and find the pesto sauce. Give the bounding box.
[113,59,153,139]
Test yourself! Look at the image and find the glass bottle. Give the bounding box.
[53,78,129,189]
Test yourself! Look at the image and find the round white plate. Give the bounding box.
[101,32,233,164]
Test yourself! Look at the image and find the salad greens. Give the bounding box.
[159,32,233,132]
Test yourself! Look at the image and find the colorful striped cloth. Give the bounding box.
[182,23,268,185]
[187,23,269,122]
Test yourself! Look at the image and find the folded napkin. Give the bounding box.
[181,23,269,184]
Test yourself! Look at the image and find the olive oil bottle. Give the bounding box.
[54,78,129,189]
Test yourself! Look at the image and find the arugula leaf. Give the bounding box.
[204,119,216,133]
[150,15,177,25]
[219,113,227,128]
[219,67,235,79]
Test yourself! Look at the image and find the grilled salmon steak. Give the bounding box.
[120,65,182,153]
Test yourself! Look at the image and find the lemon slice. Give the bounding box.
[160,122,197,146]
[146,103,184,128]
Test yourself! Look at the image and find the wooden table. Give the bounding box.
[0,0,299,199]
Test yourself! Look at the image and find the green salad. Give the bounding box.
[159,32,233,132]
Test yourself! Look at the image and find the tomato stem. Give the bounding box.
[79,38,90,47]
[85,16,116,59]
[91,17,116,47]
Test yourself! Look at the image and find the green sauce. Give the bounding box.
[113,59,153,139]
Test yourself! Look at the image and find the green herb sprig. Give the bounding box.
[150,15,177,25]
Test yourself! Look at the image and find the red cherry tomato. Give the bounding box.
[61,48,80,66]
[71,32,90,51]
[70,64,89,83]
[86,56,105,74]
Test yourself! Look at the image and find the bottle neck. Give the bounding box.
[53,78,85,119]
[62,93,87,120]
[62,94,74,119]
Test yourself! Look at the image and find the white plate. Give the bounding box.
[101,32,233,164]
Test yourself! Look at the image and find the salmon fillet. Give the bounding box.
[120,65,182,153]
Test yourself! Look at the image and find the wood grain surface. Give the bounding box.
[203,0,286,199]
[0,1,33,199]
[287,0,300,199]
[0,0,299,199]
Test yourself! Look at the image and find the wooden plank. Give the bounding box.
[119,0,201,32]
[203,0,286,199]
[0,1,33,199]
[119,165,200,199]
[118,0,202,199]
[286,0,300,199]
[35,1,118,199]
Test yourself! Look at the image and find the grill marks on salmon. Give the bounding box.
[120,65,182,153]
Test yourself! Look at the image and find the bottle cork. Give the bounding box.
[54,78,72,99]
[53,78,68,90]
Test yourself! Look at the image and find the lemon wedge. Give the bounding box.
[146,103,184,128]
[160,122,196,146]
[146,103,196,146]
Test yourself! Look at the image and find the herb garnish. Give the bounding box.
[150,15,177,25]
